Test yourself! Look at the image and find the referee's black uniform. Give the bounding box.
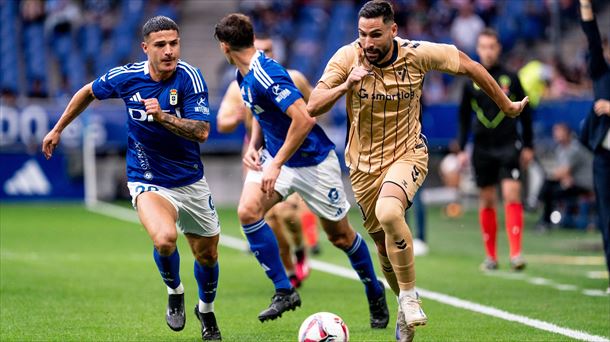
[458,64,533,187]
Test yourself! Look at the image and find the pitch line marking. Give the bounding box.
[88,203,610,342]
[485,271,608,297]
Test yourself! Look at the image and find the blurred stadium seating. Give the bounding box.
[1,0,608,203]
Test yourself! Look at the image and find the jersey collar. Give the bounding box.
[144,61,150,75]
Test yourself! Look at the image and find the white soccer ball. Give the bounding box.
[298,312,349,342]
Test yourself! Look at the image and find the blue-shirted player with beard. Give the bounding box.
[42,16,221,341]
[214,13,389,327]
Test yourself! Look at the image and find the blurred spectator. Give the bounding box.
[536,123,593,231]
[21,0,48,97]
[45,0,85,96]
[450,0,485,56]
[518,60,553,108]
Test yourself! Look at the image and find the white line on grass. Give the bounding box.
[88,203,609,342]
[485,271,608,297]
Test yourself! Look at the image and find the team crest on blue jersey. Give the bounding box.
[169,89,178,105]
[144,171,153,180]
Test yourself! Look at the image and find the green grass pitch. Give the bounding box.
[1,203,608,341]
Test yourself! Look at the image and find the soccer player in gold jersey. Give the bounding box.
[308,0,528,339]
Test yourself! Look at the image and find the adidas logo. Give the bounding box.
[129,92,143,103]
[4,159,51,195]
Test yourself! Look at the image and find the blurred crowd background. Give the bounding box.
[2,0,605,103]
[1,0,608,231]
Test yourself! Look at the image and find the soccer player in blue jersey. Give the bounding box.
[42,16,221,341]
[214,13,389,326]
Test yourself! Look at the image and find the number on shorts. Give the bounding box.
[135,185,159,194]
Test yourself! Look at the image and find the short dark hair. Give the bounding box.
[479,28,499,42]
[214,13,254,50]
[358,0,394,24]
[142,16,179,39]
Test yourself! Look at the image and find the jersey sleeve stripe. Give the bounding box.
[177,65,203,93]
[107,66,126,77]
[252,67,271,89]
[107,62,146,78]
[178,62,205,93]
[253,59,274,85]
[108,67,145,80]
[178,65,204,94]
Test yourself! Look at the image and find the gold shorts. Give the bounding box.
[349,146,428,234]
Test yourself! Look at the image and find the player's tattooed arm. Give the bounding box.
[159,115,210,143]
[141,98,210,142]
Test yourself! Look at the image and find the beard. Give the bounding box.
[364,44,391,64]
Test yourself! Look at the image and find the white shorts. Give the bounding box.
[245,149,350,221]
[128,177,221,237]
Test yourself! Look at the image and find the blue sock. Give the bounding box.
[242,219,292,291]
[344,233,383,300]
[194,261,219,303]
[153,248,181,289]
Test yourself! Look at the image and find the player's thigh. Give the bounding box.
[274,194,300,225]
[381,153,429,209]
[350,169,384,234]
[128,183,178,241]
[293,151,351,222]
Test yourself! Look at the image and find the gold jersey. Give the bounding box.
[318,37,460,175]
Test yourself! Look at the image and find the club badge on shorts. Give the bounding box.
[169,89,178,106]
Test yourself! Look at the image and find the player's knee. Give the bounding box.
[154,234,177,255]
[375,197,404,227]
[195,248,218,267]
[479,198,495,209]
[327,231,352,250]
[237,201,263,225]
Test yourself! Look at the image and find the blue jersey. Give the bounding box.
[92,60,211,188]
[237,51,335,167]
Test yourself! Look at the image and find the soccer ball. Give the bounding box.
[298,312,349,342]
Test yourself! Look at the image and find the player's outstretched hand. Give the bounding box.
[42,130,61,160]
[243,147,262,172]
[503,96,529,118]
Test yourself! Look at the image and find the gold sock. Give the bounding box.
[377,252,400,296]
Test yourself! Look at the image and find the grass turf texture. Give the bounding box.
[1,203,608,341]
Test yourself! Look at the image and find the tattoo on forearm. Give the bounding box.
[160,115,209,142]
